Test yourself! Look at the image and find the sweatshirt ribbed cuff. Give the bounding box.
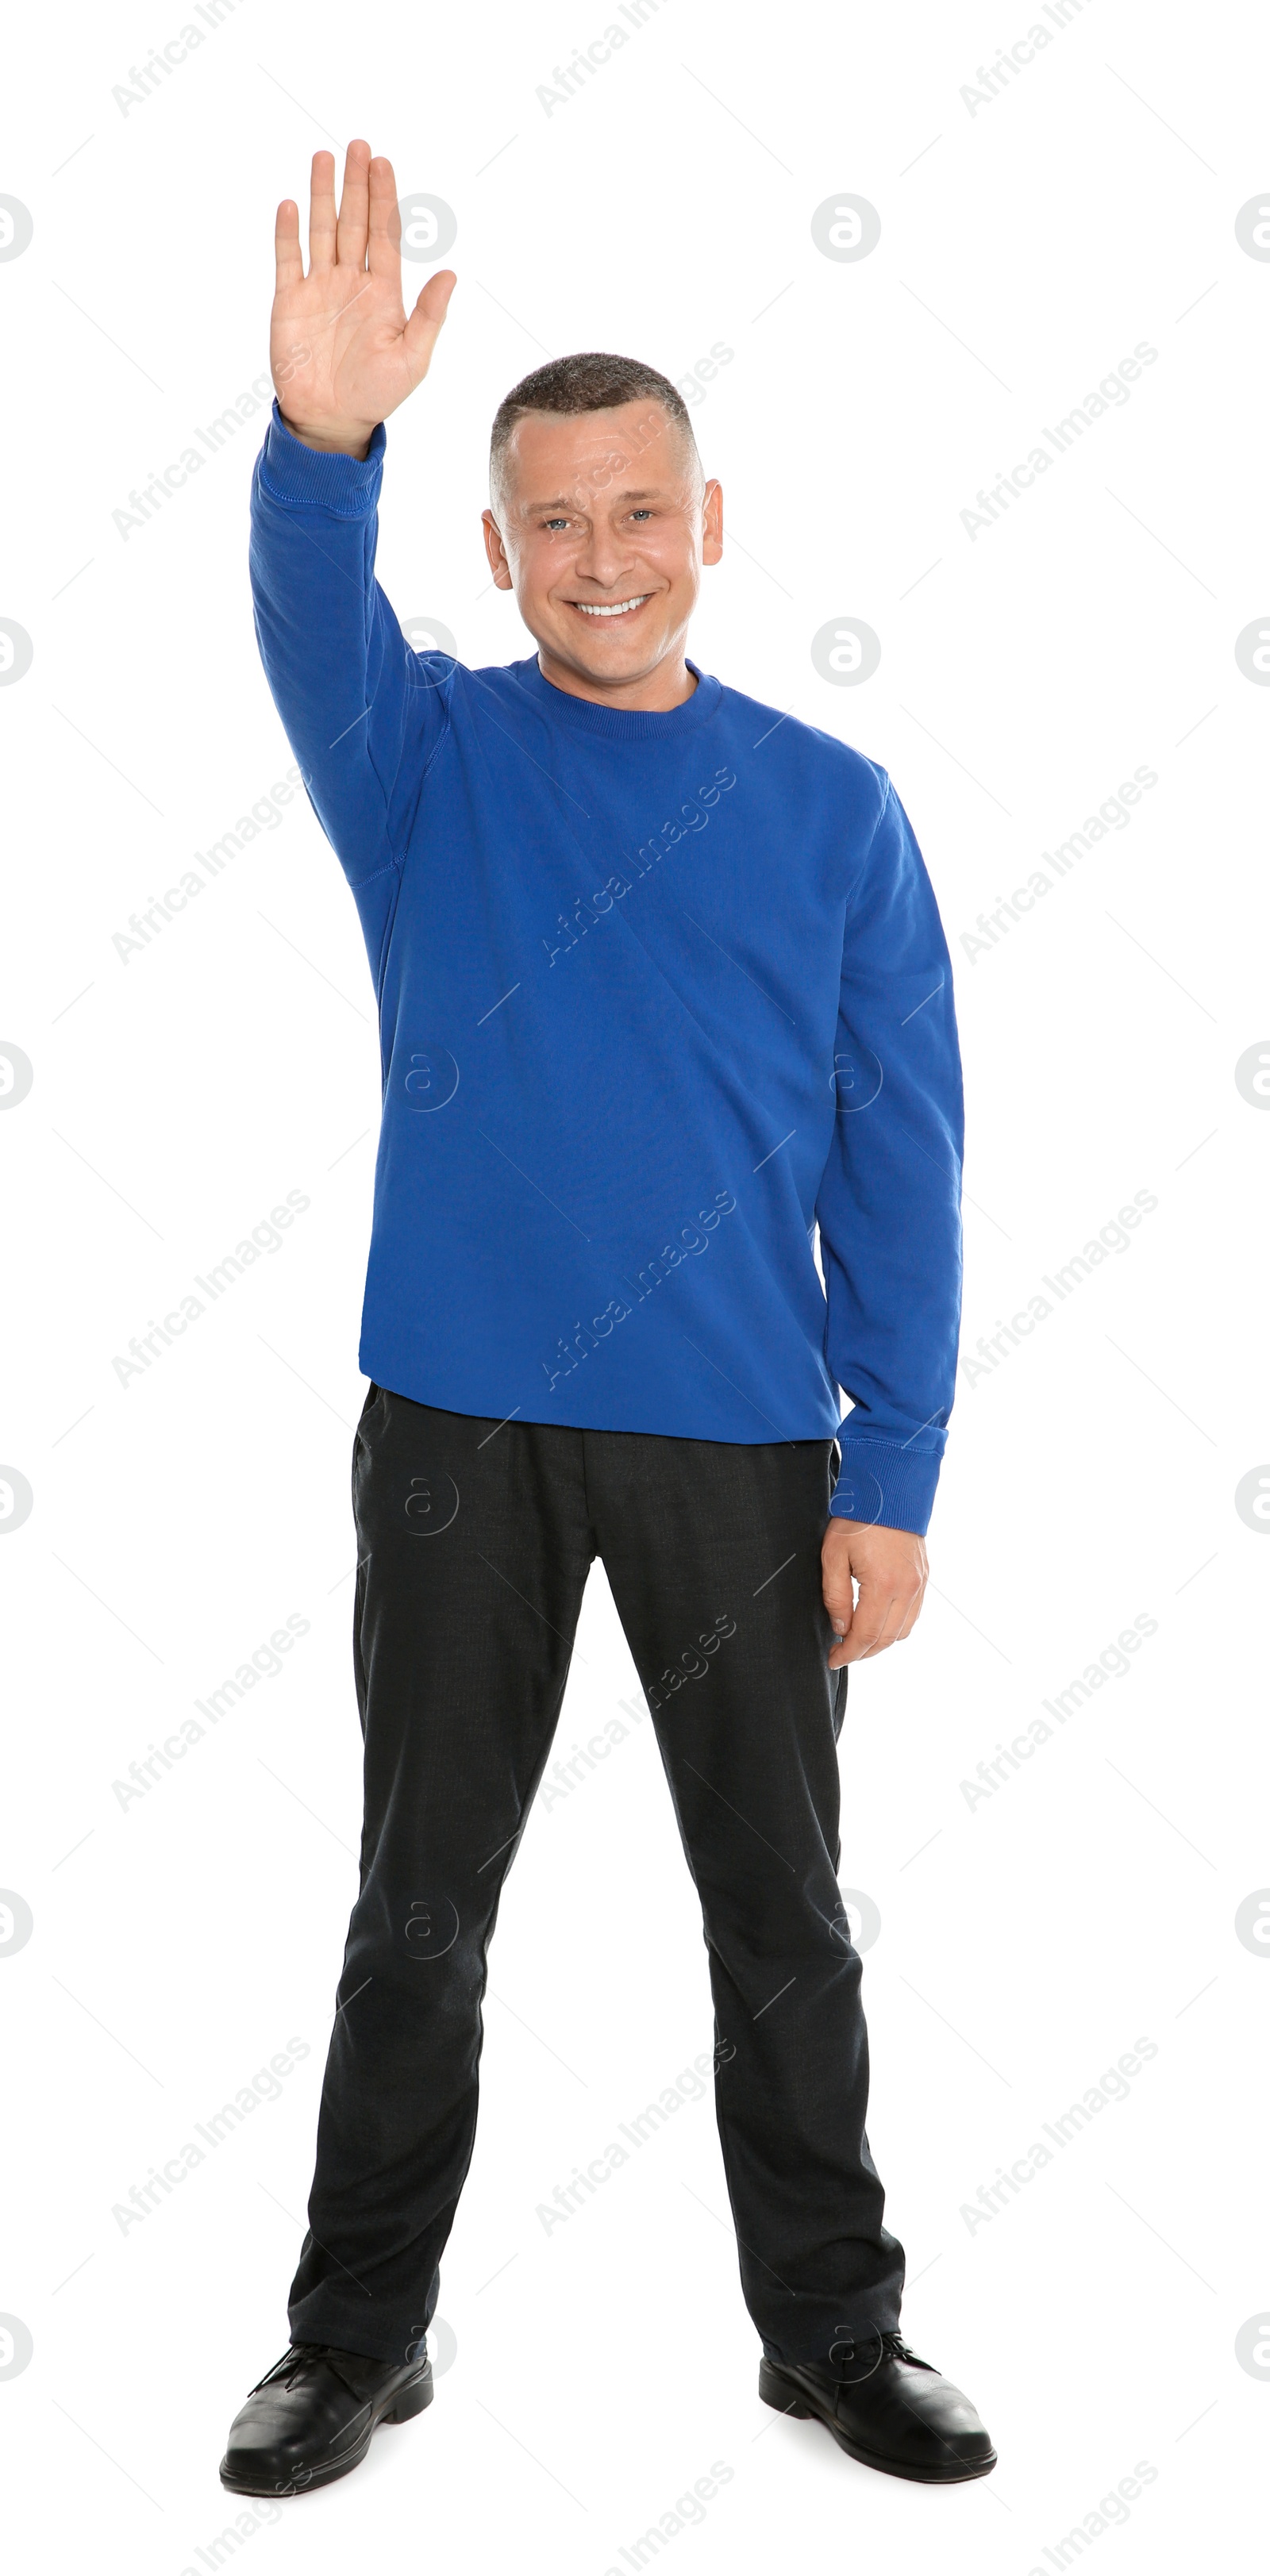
[257,401,386,513]
[829,1438,942,1536]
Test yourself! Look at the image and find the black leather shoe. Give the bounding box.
[759,2330,995,2482]
[220,2341,433,2496]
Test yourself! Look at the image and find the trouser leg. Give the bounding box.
[587,1424,905,2367]
[287,1390,593,2363]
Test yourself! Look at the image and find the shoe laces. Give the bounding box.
[252,2342,367,2401]
[252,2343,324,2392]
[827,2328,929,2382]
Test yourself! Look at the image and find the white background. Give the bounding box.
[2,2,1268,2570]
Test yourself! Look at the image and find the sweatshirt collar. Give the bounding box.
[512,652,722,740]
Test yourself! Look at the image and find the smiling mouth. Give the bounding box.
[568,595,652,621]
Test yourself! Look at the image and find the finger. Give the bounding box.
[894,1571,929,1641]
[275,198,303,291]
[823,1569,855,1662]
[840,1628,895,1663]
[367,154,402,278]
[402,268,457,371]
[337,136,372,270]
[860,1574,927,1656]
[308,149,337,273]
[841,1589,906,1663]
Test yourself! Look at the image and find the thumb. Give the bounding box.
[403,268,457,371]
[822,1545,856,1640]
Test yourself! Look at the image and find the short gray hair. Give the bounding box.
[489,351,701,505]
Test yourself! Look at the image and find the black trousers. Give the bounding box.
[287,1386,905,2368]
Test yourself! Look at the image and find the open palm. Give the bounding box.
[271,140,456,456]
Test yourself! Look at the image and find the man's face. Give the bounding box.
[482,400,722,699]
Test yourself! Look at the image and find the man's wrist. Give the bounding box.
[826,1517,922,1540]
[276,409,378,462]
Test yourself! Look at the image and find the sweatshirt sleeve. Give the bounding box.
[816,771,964,1536]
[248,401,452,890]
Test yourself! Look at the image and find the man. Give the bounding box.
[221,138,993,2496]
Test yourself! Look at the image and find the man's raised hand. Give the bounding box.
[271,140,456,459]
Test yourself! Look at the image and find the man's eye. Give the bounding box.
[629,509,652,521]
[543,517,569,531]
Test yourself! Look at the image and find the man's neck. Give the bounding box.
[534,648,698,713]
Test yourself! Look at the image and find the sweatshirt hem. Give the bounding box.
[356,1348,845,1452]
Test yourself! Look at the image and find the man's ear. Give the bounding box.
[701,479,723,567]
[481,507,514,591]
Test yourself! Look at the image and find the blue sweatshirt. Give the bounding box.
[248,404,964,1533]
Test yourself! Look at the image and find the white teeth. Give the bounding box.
[574,596,650,617]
